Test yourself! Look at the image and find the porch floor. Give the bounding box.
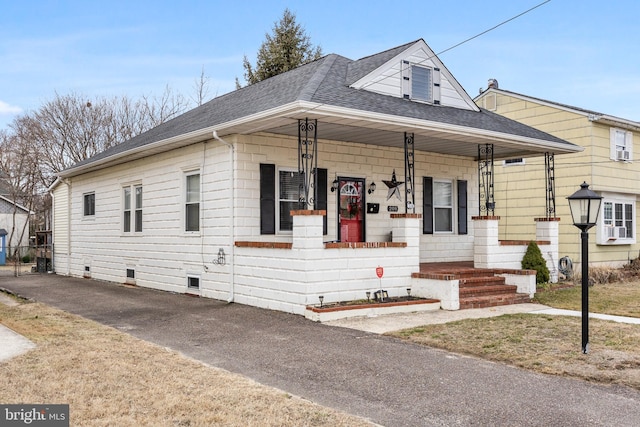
[417,262,532,309]
[418,261,475,275]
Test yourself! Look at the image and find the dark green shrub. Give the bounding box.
[21,254,31,264]
[522,241,550,284]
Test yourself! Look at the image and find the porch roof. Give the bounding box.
[60,40,582,178]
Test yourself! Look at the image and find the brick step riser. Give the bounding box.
[453,271,498,279]
[459,295,531,310]
[460,287,518,298]
[459,278,506,287]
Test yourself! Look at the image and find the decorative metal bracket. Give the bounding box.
[478,144,495,215]
[545,152,556,218]
[298,118,318,209]
[404,132,415,213]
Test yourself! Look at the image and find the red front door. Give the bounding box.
[338,178,364,242]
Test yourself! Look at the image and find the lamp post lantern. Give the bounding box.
[567,182,602,354]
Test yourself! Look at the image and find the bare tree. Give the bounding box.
[0,129,39,259]
[2,86,190,242]
[140,85,189,128]
[192,66,211,106]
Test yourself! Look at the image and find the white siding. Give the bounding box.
[350,43,476,110]
[0,212,29,248]
[52,182,69,253]
[52,182,70,274]
[61,133,478,305]
[65,141,233,297]
[237,133,478,263]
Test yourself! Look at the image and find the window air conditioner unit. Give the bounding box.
[606,227,617,240]
[617,150,630,161]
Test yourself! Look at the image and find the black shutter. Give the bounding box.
[423,177,433,234]
[260,164,276,235]
[316,168,328,235]
[457,180,468,235]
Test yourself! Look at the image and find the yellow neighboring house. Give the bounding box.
[475,84,640,269]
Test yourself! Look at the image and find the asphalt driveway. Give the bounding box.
[3,273,640,426]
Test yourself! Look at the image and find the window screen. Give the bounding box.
[411,66,432,102]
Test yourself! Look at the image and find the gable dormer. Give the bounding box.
[349,39,479,111]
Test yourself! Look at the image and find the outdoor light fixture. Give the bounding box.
[406,288,411,297]
[330,178,339,192]
[318,295,324,307]
[366,291,371,302]
[567,181,602,354]
[368,182,376,194]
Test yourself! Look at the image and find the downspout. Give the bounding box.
[213,131,235,303]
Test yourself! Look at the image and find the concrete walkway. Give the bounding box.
[0,292,36,363]
[2,274,640,426]
[326,302,640,333]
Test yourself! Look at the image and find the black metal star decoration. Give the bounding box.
[382,169,404,201]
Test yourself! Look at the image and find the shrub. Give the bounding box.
[573,266,625,286]
[522,241,550,284]
[21,254,31,264]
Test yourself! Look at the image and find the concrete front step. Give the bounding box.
[459,293,531,310]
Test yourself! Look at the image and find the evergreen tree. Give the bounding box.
[238,8,323,87]
[522,241,550,284]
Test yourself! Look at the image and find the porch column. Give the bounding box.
[472,215,500,268]
[536,217,560,283]
[391,214,421,268]
[391,213,421,248]
[291,210,326,249]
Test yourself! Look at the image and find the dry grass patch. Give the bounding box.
[535,279,640,318]
[391,314,640,389]
[0,300,373,427]
[390,278,640,390]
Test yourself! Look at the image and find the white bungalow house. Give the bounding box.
[51,39,581,316]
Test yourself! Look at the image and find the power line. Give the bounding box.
[302,0,553,113]
[436,0,552,57]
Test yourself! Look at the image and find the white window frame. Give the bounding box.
[401,61,440,104]
[83,192,95,217]
[187,274,200,290]
[185,171,201,233]
[277,168,303,233]
[433,179,454,233]
[610,128,633,162]
[123,183,142,233]
[597,195,635,245]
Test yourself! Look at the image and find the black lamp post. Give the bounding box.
[567,182,602,354]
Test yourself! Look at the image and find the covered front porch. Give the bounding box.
[233,210,555,317]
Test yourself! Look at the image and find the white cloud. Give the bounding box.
[0,100,22,115]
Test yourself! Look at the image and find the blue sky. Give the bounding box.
[1,0,638,130]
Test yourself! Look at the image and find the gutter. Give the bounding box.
[212,131,235,303]
[588,114,640,132]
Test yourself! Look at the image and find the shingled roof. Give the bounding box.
[61,40,580,177]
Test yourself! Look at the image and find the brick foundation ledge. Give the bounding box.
[235,241,292,249]
[324,242,406,249]
[499,240,551,246]
[305,298,440,322]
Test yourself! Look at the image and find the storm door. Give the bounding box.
[337,178,365,242]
